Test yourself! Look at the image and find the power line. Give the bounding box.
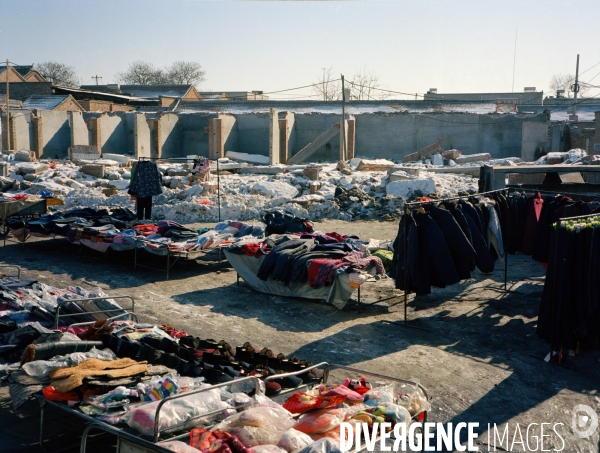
[578,59,600,77]
[261,79,341,95]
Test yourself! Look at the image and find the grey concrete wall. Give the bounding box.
[292,114,341,161]
[521,121,550,161]
[99,113,128,155]
[235,113,270,156]
[159,113,181,158]
[179,113,214,157]
[69,111,89,146]
[219,114,238,154]
[13,112,33,151]
[134,113,151,158]
[39,110,70,158]
[353,113,547,160]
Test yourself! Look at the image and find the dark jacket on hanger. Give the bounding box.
[426,205,476,280]
[413,212,460,295]
[127,161,163,199]
[459,201,483,233]
[463,212,495,274]
[391,213,421,294]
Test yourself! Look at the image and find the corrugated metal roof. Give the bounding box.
[22,95,67,110]
[80,84,193,99]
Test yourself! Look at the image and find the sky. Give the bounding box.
[2,0,600,100]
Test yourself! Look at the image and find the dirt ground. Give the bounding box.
[0,219,599,452]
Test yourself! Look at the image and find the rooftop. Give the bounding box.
[0,64,34,76]
[22,95,68,110]
[80,84,195,100]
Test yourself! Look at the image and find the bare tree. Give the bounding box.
[116,61,206,86]
[549,73,590,98]
[36,61,80,87]
[165,61,205,86]
[312,67,341,100]
[116,61,165,85]
[349,67,390,100]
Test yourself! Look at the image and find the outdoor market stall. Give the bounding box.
[224,231,393,309]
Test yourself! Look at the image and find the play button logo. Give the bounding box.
[572,404,598,438]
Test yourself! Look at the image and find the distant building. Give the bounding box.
[423,87,543,105]
[197,91,269,101]
[53,85,153,111]
[22,95,83,112]
[80,84,202,107]
[0,64,47,83]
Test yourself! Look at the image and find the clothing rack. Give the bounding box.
[400,188,511,327]
[138,157,222,222]
[509,187,600,202]
[546,212,600,365]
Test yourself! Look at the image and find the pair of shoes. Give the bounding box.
[180,336,219,351]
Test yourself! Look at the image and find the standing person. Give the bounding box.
[127,160,163,220]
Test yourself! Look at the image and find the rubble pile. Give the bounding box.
[1,153,481,223]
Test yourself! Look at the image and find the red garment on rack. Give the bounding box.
[522,192,543,255]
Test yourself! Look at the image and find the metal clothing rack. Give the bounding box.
[546,212,600,365]
[399,188,511,328]
[137,156,222,223]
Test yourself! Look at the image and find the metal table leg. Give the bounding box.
[39,398,47,451]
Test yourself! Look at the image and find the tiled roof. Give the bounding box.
[22,95,67,110]
[0,65,34,76]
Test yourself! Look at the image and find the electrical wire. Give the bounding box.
[261,79,341,95]
[578,59,600,77]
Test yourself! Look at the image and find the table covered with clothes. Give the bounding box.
[224,232,393,309]
[0,196,47,222]
[4,206,264,257]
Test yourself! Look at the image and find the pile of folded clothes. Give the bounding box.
[228,231,392,288]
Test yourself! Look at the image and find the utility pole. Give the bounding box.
[572,54,580,119]
[92,75,102,85]
[5,59,10,151]
[341,74,347,160]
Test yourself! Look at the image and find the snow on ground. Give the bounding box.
[2,156,481,223]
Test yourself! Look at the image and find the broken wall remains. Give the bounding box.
[235,113,270,156]
[180,113,214,157]
[293,114,341,161]
[158,113,181,158]
[39,110,70,158]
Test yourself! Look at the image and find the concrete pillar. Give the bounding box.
[347,118,356,160]
[9,115,17,151]
[32,116,43,158]
[269,108,280,165]
[0,116,7,151]
[278,111,295,164]
[69,111,88,147]
[594,112,600,152]
[339,119,348,160]
[208,118,224,159]
[152,118,162,158]
[551,124,562,152]
[87,117,102,153]
[134,113,151,158]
